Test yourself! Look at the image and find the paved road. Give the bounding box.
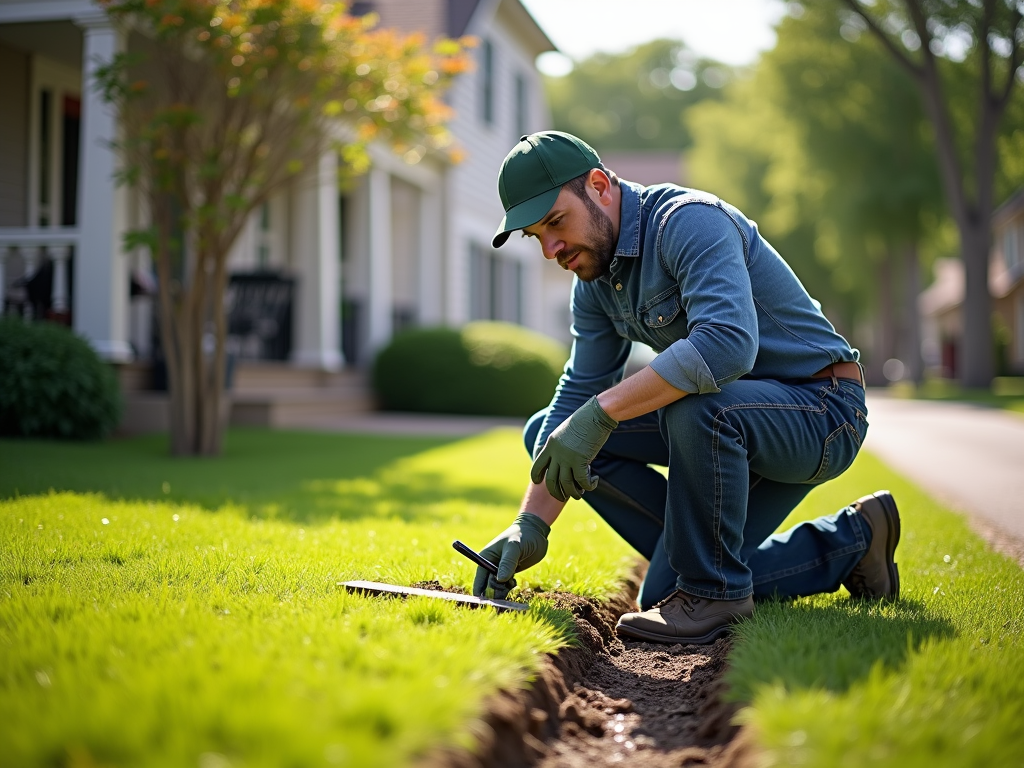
[864,392,1024,542]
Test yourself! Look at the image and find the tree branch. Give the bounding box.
[998,5,1024,107]
[838,0,924,78]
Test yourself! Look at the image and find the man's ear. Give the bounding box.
[588,169,614,206]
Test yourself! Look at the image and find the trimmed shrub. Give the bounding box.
[0,318,122,439]
[373,321,568,417]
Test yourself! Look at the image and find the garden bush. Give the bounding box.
[0,318,122,439]
[373,321,568,417]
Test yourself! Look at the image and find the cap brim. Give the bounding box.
[491,187,561,248]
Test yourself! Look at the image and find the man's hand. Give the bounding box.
[472,513,551,600]
[530,396,618,502]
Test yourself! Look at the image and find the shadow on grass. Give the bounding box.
[726,596,956,700]
[0,428,527,524]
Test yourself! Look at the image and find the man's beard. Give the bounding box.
[556,194,615,282]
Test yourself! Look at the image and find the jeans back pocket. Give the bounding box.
[808,421,862,484]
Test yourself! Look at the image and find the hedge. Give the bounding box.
[372,322,568,417]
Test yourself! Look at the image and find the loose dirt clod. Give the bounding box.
[410,580,470,594]
[421,573,755,768]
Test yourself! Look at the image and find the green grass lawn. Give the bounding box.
[888,376,1024,415]
[0,429,634,768]
[3,429,1022,767]
[732,451,1024,767]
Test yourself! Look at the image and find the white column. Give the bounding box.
[290,150,342,370]
[72,14,131,361]
[367,166,393,353]
[50,245,70,313]
[418,189,443,325]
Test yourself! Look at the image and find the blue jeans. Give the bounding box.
[525,377,872,609]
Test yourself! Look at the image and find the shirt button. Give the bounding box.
[615,283,622,291]
[658,315,664,322]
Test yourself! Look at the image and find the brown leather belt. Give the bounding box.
[810,361,864,387]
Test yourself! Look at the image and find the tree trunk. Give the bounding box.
[156,228,229,456]
[960,222,995,388]
[866,255,896,386]
[903,241,924,385]
[899,2,999,388]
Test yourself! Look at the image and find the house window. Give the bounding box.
[1004,224,1020,272]
[29,60,83,229]
[256,202,271,267]
[469,242,521,324]
[1006,220,1024,273]
[348,2,375,16]
[514,73,528,138]
[480,39,494,125]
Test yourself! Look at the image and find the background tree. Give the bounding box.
[97,0,468,456]
[757,3,947,385]
[837,0,1024,387]
[686,65,862,333]
[544,39,734,151]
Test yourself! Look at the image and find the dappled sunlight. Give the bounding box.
[297,429,531,523]
[1,428,635,600]
[0,428,536,525]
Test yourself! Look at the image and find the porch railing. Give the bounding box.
[0,228,79,319]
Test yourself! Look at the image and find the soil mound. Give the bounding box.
[422,576,754,768]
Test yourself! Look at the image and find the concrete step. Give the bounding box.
[231,388,377,427]
[232,361,360,392]
[118,368,376,434]
[117,361,364,395]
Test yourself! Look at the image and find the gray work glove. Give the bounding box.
[530,396,618,503]
[472,513,551,600]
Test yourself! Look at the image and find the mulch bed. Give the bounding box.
[421,575,755,768]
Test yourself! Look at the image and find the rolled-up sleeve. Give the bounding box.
[532,282,631,457]
[648,203,758,393]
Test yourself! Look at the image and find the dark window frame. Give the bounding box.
[480,39,495,126]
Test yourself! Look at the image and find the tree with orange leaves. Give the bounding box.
[95,0,471,455]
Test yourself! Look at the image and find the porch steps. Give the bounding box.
[117,361,377,435]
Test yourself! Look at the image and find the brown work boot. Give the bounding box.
[843,490,901,601]
[615,590,754,644]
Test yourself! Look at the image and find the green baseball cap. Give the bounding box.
[492,131,602,248]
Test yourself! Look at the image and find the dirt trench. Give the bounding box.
[417,576,756,768]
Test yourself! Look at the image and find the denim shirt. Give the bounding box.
[533,180,859,454]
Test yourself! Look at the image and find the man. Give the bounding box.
[472,131,901,645]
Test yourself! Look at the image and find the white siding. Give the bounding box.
[444,1,557,336]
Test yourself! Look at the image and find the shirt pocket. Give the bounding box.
[641,292,685,348]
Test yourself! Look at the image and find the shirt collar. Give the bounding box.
[614,180,643,259]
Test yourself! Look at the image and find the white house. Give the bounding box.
[0,0,565,426]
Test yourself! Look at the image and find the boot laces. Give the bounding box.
[653,590,700,613]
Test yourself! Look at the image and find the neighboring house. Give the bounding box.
[919,188,1024,378]
[993,190,1024,375]
[0,0,560,389]
[599,151,687,188]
